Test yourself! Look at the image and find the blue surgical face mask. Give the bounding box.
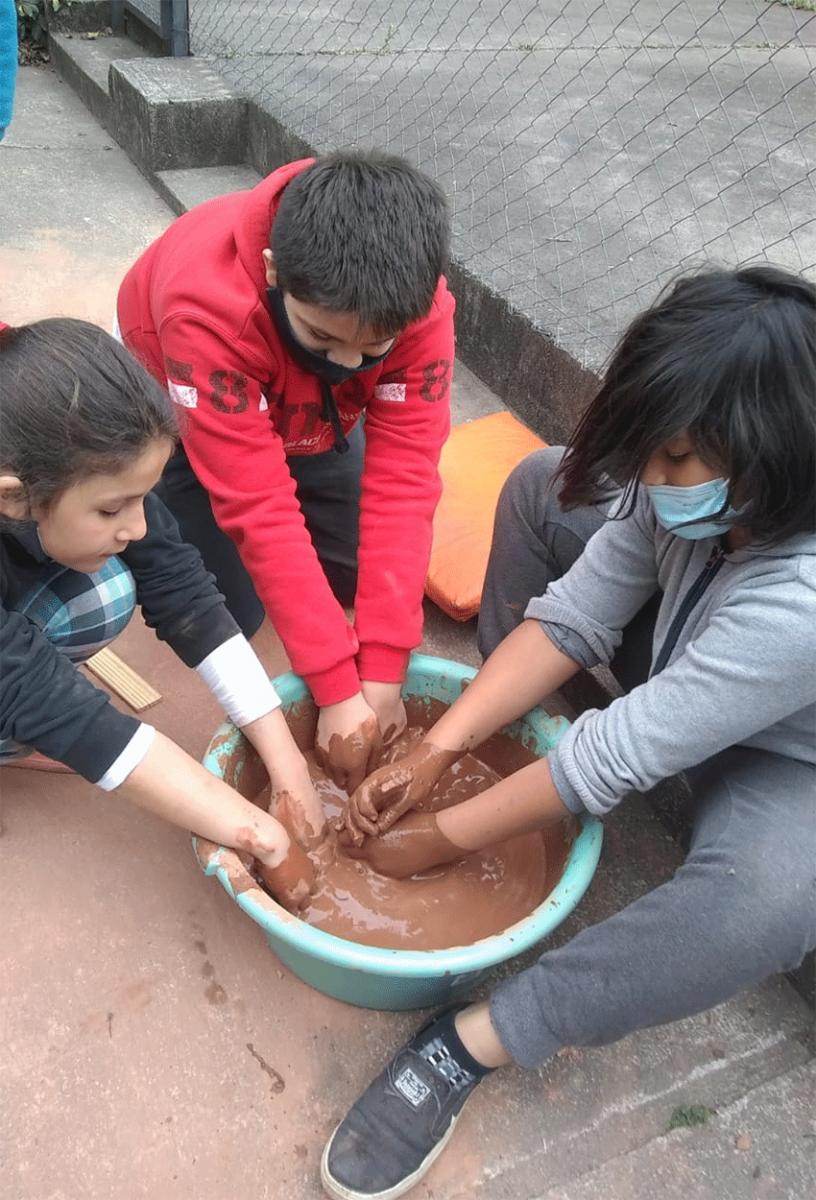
[646,477,736,540]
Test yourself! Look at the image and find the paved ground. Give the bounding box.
[1,63,814,1200]
[188,0,816,368]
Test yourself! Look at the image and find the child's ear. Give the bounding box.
[0,474,30,521]
[262,249,278,289]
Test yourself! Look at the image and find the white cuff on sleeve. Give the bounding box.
[95,723,157,791]
[196,634,281,727]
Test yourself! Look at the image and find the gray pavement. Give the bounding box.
[541,1061,816,1200]
[0,63,169,328]
[188,0,816,368]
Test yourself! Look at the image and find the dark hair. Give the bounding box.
[271,150,450,336]
[0,318,176,507]
[558,265,816,546]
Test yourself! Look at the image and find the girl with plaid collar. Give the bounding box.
[0,318,323,909]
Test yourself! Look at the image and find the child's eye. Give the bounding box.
[667,451,690,462]
[99,509,121,518]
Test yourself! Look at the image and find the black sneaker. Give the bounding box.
[321,1006,491,1200]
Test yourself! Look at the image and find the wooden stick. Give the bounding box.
[85,648,162,712]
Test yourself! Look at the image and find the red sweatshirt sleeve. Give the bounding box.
[158,315,360,705]
[354,287,454,682]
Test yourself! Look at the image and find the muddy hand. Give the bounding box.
[315,694,383,795]
[343,811,464,879]
[342,761,418,846]
[343,742,459,845]
[270,774,326,851]
[360,680,407,747]
[255,838,316,913]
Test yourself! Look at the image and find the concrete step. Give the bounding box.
[49,31,149,129]
[539,1059,816,1200]
[49,29,249,176]
[154,163,262,216]
[109,57,247,173]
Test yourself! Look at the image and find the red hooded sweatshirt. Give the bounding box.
[117,161,454,707]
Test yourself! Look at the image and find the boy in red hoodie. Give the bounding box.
[117,152,454,791]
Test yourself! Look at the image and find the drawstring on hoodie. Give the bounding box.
[320,382,350,454]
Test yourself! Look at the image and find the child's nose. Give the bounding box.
[119,505,147,543]
[327,347,364,369]
[639,454,667,487]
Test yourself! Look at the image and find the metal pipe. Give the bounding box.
[110,0,125,35]
[170,0,190,56]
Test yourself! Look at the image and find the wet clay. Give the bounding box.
[250,699,573,951]
[342,740,460,843]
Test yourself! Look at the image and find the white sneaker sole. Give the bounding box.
[319,1111,461,1200]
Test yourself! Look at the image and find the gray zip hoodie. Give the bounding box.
[527,489,816,817]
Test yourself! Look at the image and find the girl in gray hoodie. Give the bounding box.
[321,265,816,1200]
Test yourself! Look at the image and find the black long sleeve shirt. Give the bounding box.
[0,492,240,781]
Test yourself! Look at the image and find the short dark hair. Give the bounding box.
[271,150,450,336]
[0,318,176,507]
[558,265,816,546]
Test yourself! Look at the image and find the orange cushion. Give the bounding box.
[426,411,547,621]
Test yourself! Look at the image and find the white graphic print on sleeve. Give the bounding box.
[167,380,199,409]
[374,382,407,403]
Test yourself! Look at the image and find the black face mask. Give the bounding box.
[266,287,392,385]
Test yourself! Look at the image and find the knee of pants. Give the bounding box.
[684,846,816,976]
[496,446,566,531]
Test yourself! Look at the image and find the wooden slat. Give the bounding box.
[85,648,162,712]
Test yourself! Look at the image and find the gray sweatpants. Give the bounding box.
[479,448,816,1068]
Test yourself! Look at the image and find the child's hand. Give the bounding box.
[342,741,459,845]
[267,757,326,850]
[343,812,463,879]
[255,835,316,912]
[315,693,383,795]
[360,680,407,745]
[246,709,327,847]
[342,759,427,845]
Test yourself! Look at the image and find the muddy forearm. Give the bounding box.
[436,756,569,852]
[428,621,579,756]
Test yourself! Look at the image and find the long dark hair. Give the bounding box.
[0,318,176,507]
[558,266,816,546]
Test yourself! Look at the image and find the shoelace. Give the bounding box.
[420,1035,476,1093]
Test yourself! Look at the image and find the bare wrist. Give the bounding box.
[419,739,461,778]
[265,745,310,787]
[321,692,364,715]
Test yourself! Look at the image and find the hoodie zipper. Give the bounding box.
[650,544,726,677]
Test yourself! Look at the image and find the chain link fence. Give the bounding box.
[186,0,815,369]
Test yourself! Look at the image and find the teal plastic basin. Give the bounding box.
[195,653,602,1010]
